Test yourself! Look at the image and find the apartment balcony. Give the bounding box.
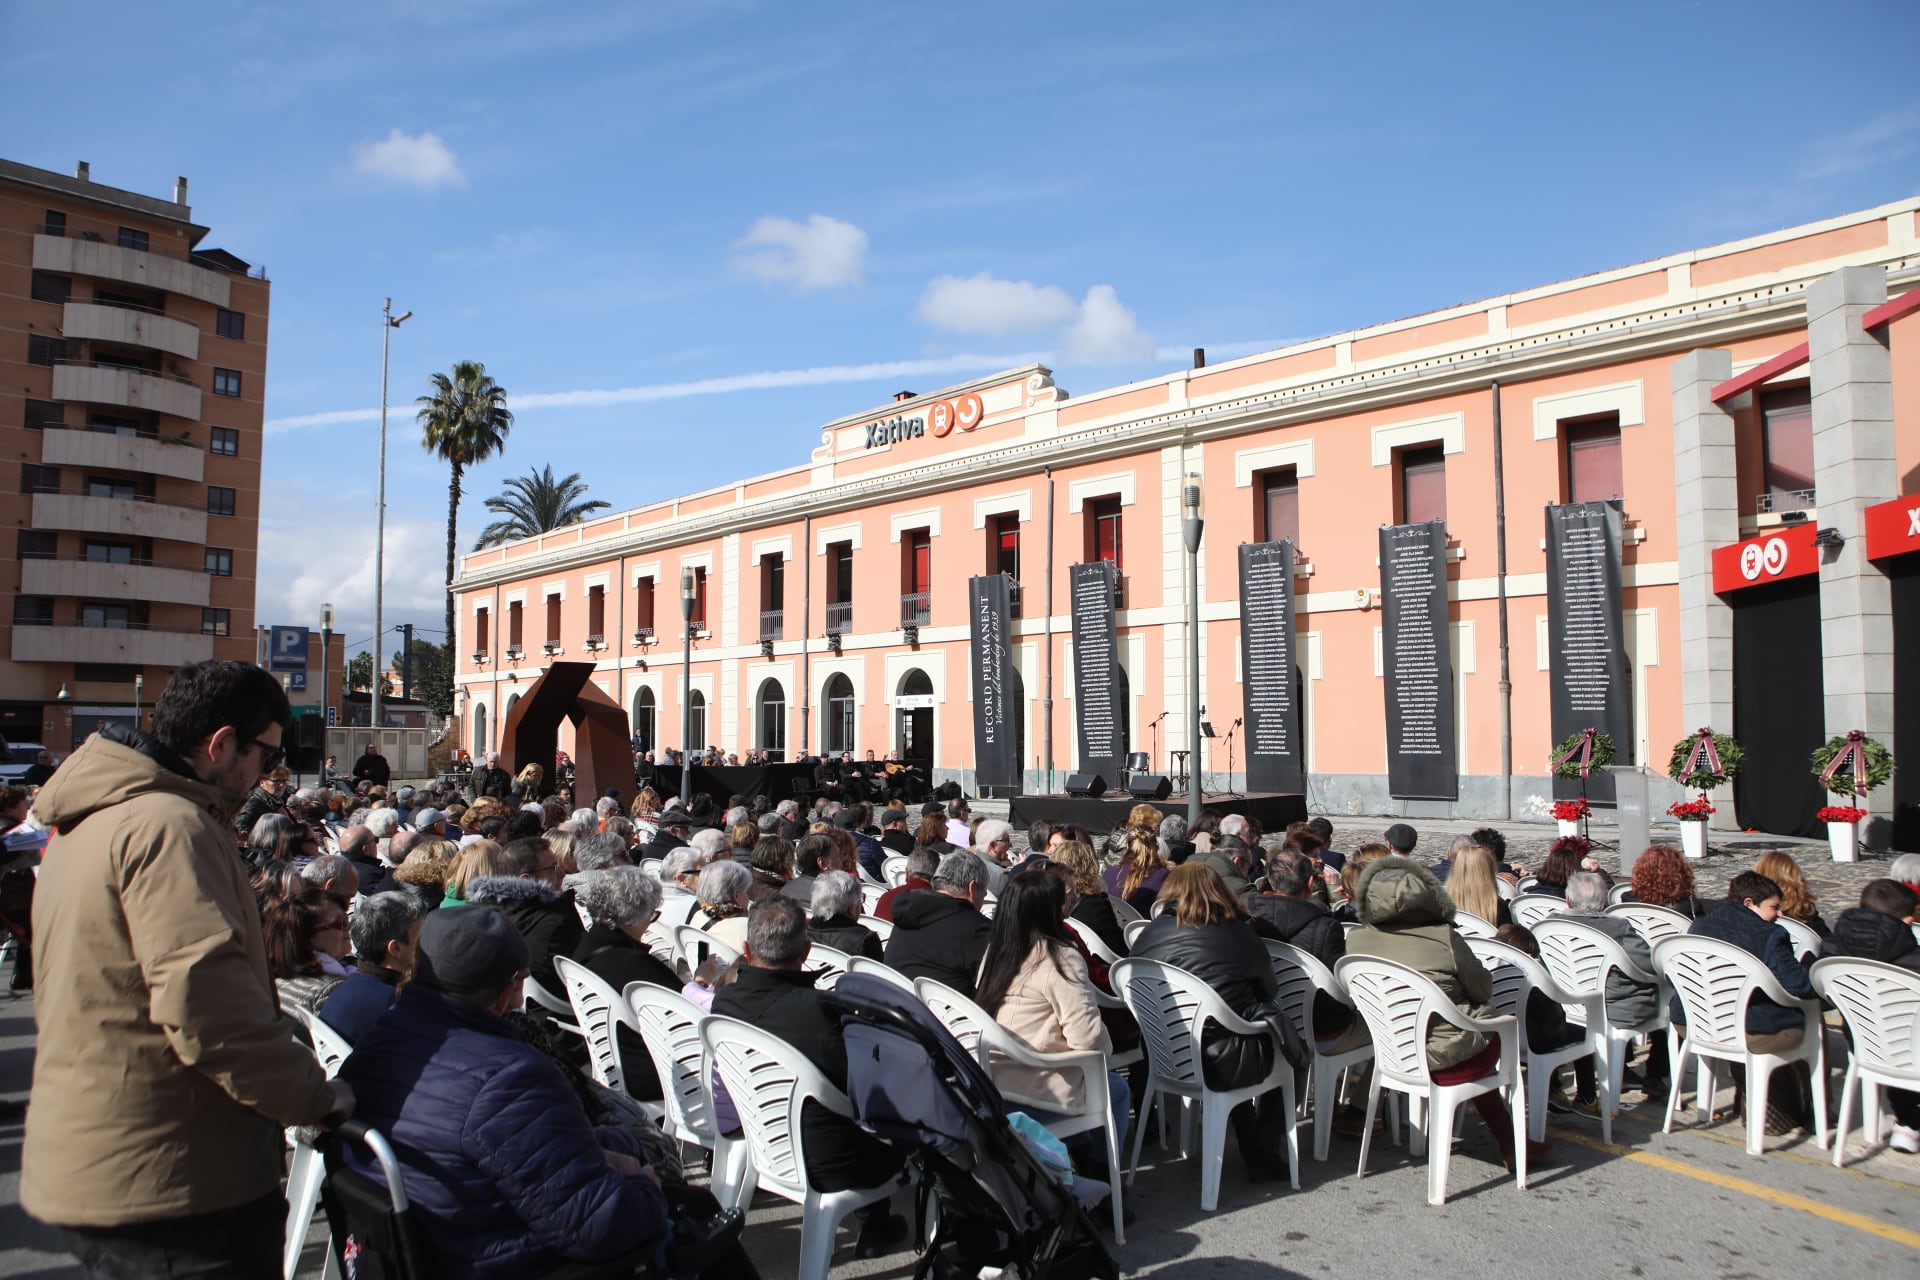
[12,623,215,668]
[825,602,853,635]
[32,492,208,544]
[899,592,931,627]
[34,233,233,307]
[19,557,211,607]
[62,300,200,360]
[39,426,204,482]
[52,361,202,421]
[760,610,784,641]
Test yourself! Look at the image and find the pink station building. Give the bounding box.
[453,197,1920,848]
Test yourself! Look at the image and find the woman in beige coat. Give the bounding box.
[975,869,1131,1151]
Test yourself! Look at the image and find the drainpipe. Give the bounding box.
[1492,381,1513,820]
[616,553,626,738]
[1043,467,1056,795]
[490,583,501,756]
[801,514,813,755]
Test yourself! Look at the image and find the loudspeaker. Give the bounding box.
[297,715,325,749]
[1064,772,1107,798]
[1127,774,1173,801]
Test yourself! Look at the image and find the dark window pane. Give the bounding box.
[1400,445,1447,525]
[27,334,66,366]
[24,399,64,430]
[202,608,231,637]
[1565,418,1624,503]
[43,211,65,237]
[17,531,57,560]
[587,584,606,637]
[215,309,245,340]
[12,596,54,626]
[23,465,61,494]
[634,578,654,634]
[1260,469,1300,544]
[117,227,149,251]
[212,368,242,397]
[85,542,133,564]
[210,427,240,456]
[1761,386,1814,510]
[207,486,236,516]
[508,601,524,648]
[205,548,233,576]
[30,271,70,304]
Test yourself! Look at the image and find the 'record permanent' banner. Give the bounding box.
[1545,501,1631,803]
[969,574,1020,792]
[1238,540,1303,794]
[1379,520,1457,800]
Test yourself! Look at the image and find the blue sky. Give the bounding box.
[5,0,1918,662]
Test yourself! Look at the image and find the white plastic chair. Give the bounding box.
[638,857,664,879]
[1109,897,1145,926]
[626,984,751,1210]
[1495,878,1518,902]
[1064,916,1125,967]
[1812,957,1920,1167]
[1608,883,1635,906]
[859,883,885,916]
[1334,955,1528,1206]
[1776,917,1823,965]
[1266,940,1384,1160]
[1532,917,1670,1116]
[861,914,894,944]
[881,854,910,886]
[807,943,854,988]
[673,923,741,978]
[1510,895,1567,929]
[914,978,1128,1242]
[1463,937,1612,1143]
[552,955,629,1094]
[1122,918,1151,949]
[1109,957,1300,1210]
[285,1010,353,1280]
[1604,902,1690,948]
[844,955,916,991]
[1654,934,1829,1156]
[297,1007,353,1078]
[702,1016,909,1280]
[521,974,584,1038]
[1452,913,1496,940]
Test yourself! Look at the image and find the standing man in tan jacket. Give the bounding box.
[24,659,352,1278]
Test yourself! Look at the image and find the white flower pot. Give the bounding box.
[1827,820,1859,864]
[1556,818,1581,838]
[1679,820,1707,860]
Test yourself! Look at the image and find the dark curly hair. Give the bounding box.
[1630,845,1695,907]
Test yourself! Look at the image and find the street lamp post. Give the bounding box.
[319,603,333,786]
[679,567,695,809]
[132,672,143,731]
[371,298,412,738]
[1182,473,1205,824]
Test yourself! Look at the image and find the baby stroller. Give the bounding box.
[824,974,1119,1280]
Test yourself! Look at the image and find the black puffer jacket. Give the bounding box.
[1127,914,1276,1019]
[1246,893,1343,969]
[1820,907,1920,973]
[883,890,991,997]
[467,877,585,996]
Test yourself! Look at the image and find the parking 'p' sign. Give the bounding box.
[268,625,311,672]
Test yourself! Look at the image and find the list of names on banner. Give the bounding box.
[1242,543,1293,758]
[1071,563,1121,765]
[1383,528,1447,758]
[1555,511,1615,715]
[969,575,1019,789]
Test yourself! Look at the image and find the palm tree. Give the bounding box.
[474,465,611,548]
[418,361,513,656]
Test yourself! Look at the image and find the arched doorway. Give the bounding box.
[688,690,707,752]
[756,678,787,761]
[473,702,488,758]
[632,687,656,752]
[504,691,521,726]
[895,669,934,769]
[823,674,855,755]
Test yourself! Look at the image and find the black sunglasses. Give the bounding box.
[247,737,286,771]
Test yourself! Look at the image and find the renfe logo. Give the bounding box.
[1739,537,1790,580]
[865,392,984,449]
[1711,523,1818,594]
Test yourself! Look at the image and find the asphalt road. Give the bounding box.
[3,977,1917,1280]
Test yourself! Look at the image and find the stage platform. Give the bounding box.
[1008,791,1307,837]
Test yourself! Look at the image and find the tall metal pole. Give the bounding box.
[679,567,695,809]
[372,299,410,739]
[1183,474,1205,824]
[319,602,333,786]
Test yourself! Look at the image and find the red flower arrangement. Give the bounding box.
[1816,804,1867,824]
[1667,796,1715,821]
[1550,797,1590,821]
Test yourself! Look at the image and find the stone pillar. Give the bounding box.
[1807,266,1897,840]
[1671,349,1741,829]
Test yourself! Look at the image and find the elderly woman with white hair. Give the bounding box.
[689,860,753,952]
[573,866,679,1102]
[364,806,401,864]
[808,869,882,959]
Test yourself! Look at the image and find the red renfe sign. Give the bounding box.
[1711,523,1820,594]
[1864,493,1920,561]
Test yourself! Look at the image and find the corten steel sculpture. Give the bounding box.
[497,662,632,803]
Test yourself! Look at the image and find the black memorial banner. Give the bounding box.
[969,574,1020,792]
[1379,520,1457,800]
[1071,561,1125,785]
[1545,501,1632,804]
[1239,540,1303,794]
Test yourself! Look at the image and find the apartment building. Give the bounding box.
[454,199,1920,846]
[1,158,268,752]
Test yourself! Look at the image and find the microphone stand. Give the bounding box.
[1149,711,1169,773]
[1225,718,1243,797]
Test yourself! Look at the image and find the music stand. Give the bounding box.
[1199,723,1216,795]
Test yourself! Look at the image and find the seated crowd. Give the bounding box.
[19,698,1920,1280]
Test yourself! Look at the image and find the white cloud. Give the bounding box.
[264,350,1045,432]
[256,505,450,653]
[916,273,1080,335]
[1800,103,1920,180]
[351,129,467,189]
[1063,284,1155,363]
[731,214,867,289]
[919,273,1154,364]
